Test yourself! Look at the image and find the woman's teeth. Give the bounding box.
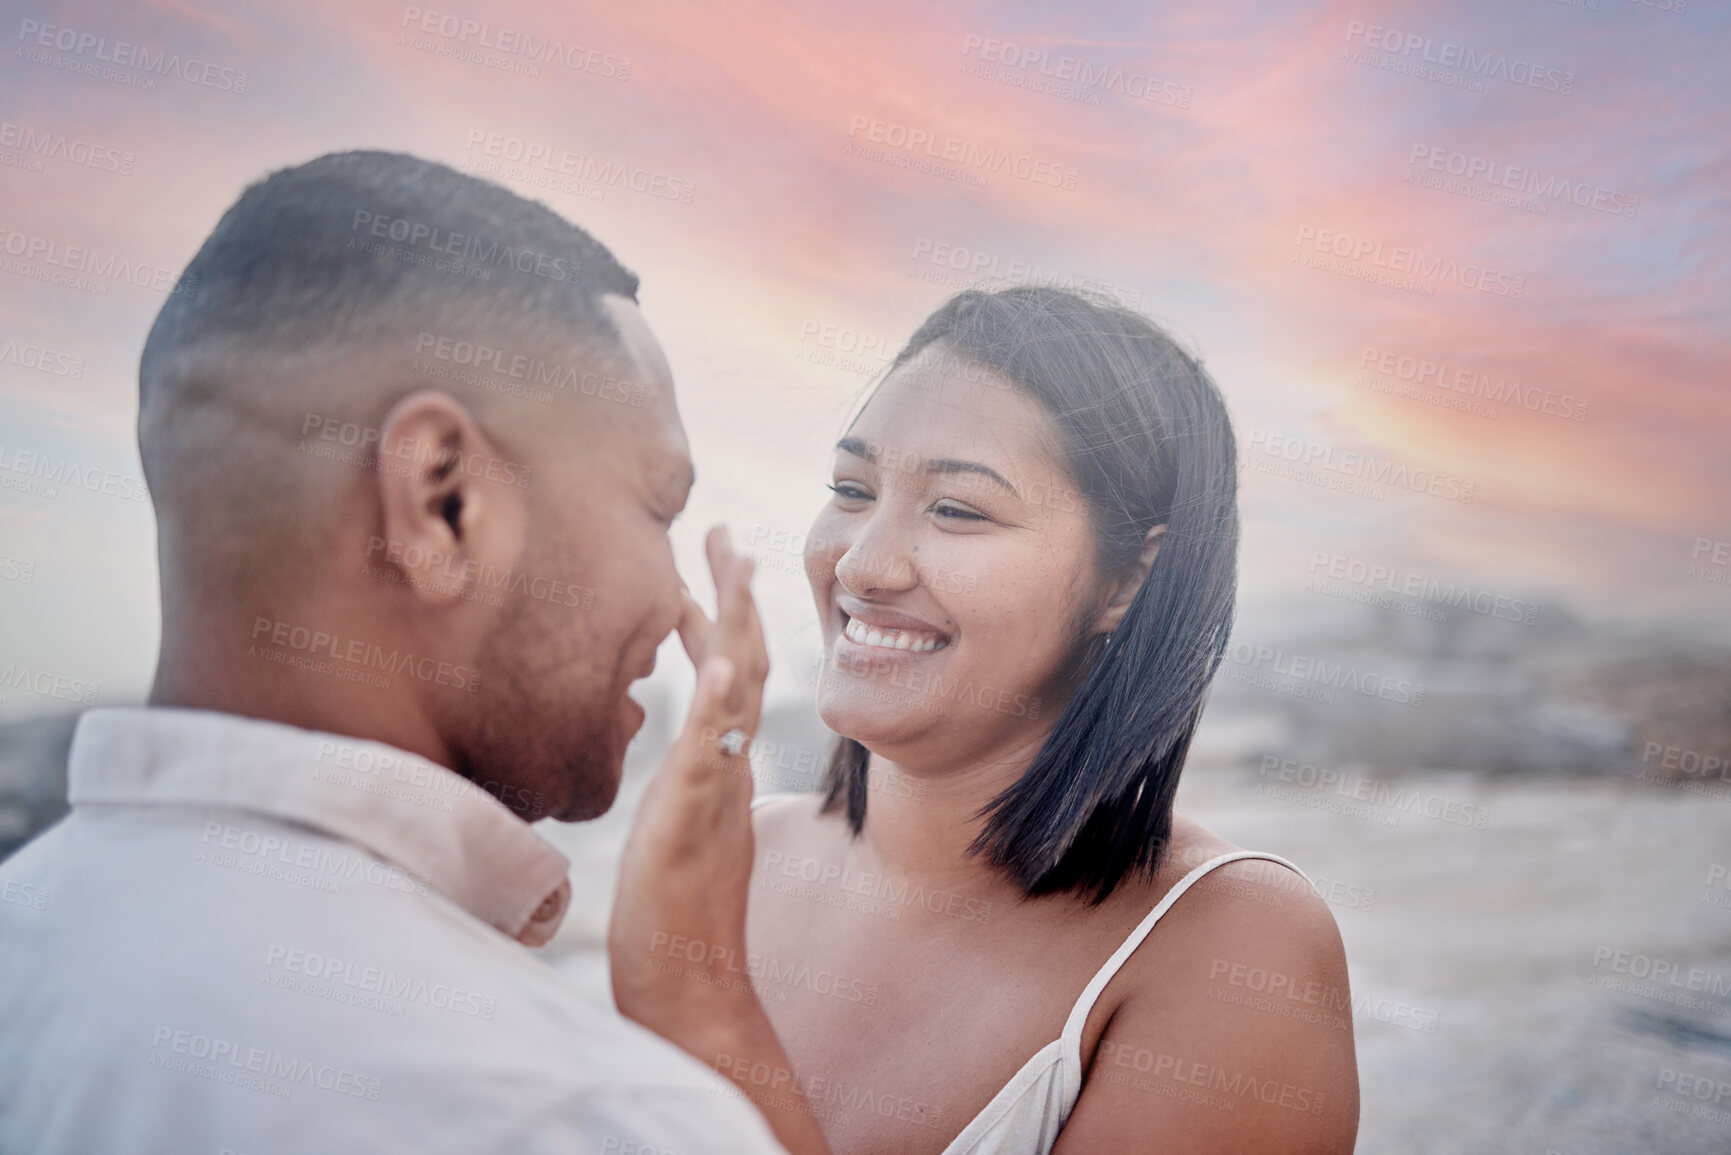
[844,616,948,652]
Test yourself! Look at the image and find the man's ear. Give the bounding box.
[371,390,527,607]
[1095,524,1167,636]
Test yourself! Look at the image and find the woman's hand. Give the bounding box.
[611,525,764,1029]
[608,526,828,1154]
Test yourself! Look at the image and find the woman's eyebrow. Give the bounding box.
[835,437,1020,498]
[925,458,1020,498]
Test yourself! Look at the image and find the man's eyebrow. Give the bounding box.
[834,437,1019,498]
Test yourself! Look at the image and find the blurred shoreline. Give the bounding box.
[5,598,1728,1151]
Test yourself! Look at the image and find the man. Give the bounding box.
[0,152,820,1154]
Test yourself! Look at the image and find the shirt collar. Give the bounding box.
[67,706,572,946]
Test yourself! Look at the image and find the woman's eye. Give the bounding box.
[828,482,872,502]
[934,502,988,522]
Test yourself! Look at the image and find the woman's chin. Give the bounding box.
[815,683,938,749]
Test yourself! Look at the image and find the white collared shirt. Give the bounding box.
[0,707,785,1155]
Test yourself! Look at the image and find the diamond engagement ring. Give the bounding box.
[717,728,751,757]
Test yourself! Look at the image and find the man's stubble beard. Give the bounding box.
[469,573,627,824]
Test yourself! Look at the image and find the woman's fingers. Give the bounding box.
[675,589,712,665]
[668,529,768,782]
[686,527,766,722]
[704,527,767,717]
[706,528,752,647]
[676,528,750,671]
[671,655,748,782]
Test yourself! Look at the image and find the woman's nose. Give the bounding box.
[833,517,918,596]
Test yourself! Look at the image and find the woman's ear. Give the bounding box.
[1095,524,1166,636]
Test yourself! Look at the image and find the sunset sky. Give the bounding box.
[1,0,1726,717]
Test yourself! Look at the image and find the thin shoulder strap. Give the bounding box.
[1059,851,1312,1053]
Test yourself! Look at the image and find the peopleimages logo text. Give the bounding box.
[0,120,133,173]
[1246,429,1477,504]
[399,7,631,79]
[1357,345,1588,421]
[1406,145,1637,218]
[1,228,198,298]
[1343,20,1574,94]
[15,18,249,92]
[846,116,1078,191]
[1294,226,1524,299]
[959,35,1191,108]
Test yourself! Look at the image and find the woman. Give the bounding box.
[744,286,1359,1154]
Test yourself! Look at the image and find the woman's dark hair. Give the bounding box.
[818,285,1239,903]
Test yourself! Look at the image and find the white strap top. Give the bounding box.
[749,794,1310,1155]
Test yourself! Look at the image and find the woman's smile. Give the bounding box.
[836,600,953,656]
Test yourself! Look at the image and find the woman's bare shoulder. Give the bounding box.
[749,790,840,851]
[1100,811,1352,1066]
[1149,811,1343,959]
[1059,812,1359,1151]
[1152,813,1307,895]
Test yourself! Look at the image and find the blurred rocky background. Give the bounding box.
[5,594,1729,1152]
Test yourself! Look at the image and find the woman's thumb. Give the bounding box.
[697,655,736,707]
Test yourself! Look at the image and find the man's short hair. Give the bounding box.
[141,149,640,394]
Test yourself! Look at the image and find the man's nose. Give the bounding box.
[653,572,690,642]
